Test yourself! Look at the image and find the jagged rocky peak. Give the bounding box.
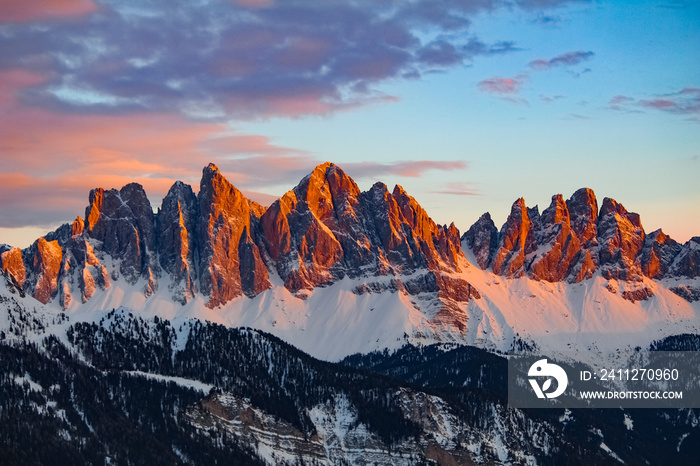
[525,194,580,282]
[391,184,463,272]
[564,187,599,282]
[597,197,646,280]
[641,229,681,279]
[83,182,158,292]
[566,187,598,247]
[465,187,699,283]
[491,198,536,278]
[198,163,271,306]
[71,216,84,237]
[261,162,363,292]
[671,236,700,278]
[261,162,465,293]
[461,213,498,270]
[157,181,198,304]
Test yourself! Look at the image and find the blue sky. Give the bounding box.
[1,0,698,248]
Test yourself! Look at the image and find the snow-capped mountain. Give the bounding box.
[2,163,700,465]
[1,162,699,360]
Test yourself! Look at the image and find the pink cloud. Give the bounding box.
[478,76,524,94]
[0,69,47,108]
[429,182,480,196]
[639,99,677,110]
[609,89,700,116]
[0,0,97,23]
[609,95,635,110]
[343,161,468,180]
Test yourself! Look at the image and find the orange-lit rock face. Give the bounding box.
[465,187,689,283]
[597,197,646,280]
[491,198,534,278]
[564,187,599,282]
[640,229,681,279]
[85,188,103,231]
[1,247,26,287]
[567,187,598,247]
[71,216,84,236]
[31,238,62,304]
[260,163,464,292]
[529,195,582,282]
[198,163,270,306]
[391,184,462,272]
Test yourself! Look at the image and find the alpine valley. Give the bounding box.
[1,162,699,465]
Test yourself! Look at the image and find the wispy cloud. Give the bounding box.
[477,74,529,105]
[532,13,563,27]
[344,161,468,180]
[429,182,480,196]
[529,51,594,70]
[540,94,565,103]
[478,75,526,94]
[609,88,700,116]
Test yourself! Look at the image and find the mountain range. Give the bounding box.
[2,162,700,464]
[2,162,699,359]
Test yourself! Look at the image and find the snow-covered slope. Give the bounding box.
[39,262,697,361]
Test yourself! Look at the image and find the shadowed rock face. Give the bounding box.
[157,181,198,304]
[461,213,498,270]
[671,237,700,278]
[84,183,158,293]
[197,163,271,306]
[464,187,699,283]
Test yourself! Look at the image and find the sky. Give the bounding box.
[0,0,698,249]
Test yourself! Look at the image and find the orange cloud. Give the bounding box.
[0,0,97,23]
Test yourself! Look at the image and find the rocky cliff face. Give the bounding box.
[490,198,536,278]
[197,163,271,306]
[461,212,498,269]
[463,187,700,283]
[670,237,700,278]
[260,162,465,292]
[5,166,698,315]
[3,162,475,335]
[0,247,26,288]
[83,183,159,294]
[157,181,198,304]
